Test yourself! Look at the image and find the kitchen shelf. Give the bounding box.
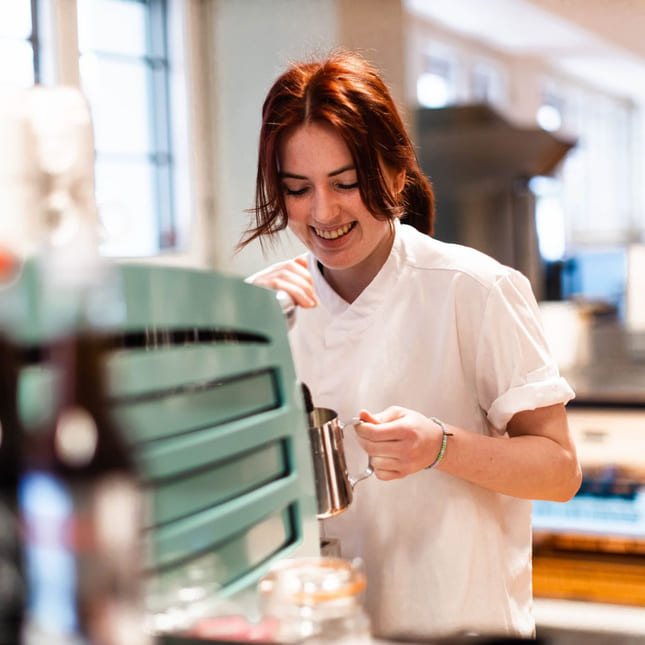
[534,545,645,607]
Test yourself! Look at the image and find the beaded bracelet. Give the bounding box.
[425,417,454,470]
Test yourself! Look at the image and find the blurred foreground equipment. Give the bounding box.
[1,84,319,642]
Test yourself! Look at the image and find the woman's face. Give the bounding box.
[277,121,398,291]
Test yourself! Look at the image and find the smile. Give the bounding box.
[313,222,355,240]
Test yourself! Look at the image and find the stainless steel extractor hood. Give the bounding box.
[416,104,576,299]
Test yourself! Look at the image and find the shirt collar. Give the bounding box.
[309,218,404,318]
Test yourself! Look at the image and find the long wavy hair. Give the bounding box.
[238,50,435,250]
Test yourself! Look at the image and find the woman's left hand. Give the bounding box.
[354,407,444,480]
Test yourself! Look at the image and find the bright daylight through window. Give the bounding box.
[0,0,177,258]
[0,3,36,86]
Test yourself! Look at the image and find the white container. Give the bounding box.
[258,557,371,644]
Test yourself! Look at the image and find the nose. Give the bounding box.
[311,187,339,223]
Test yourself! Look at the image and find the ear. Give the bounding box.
[380,159,406,195]
[393,169,406,195]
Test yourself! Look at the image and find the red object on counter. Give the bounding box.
[188,615,279,642]
[0,247,18,282]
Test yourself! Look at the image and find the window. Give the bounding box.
[545,82,634,244]
[0,2,37,86]
[416,48,457,108]
[77,0,175,257]
[536,86,563,132]
[1,0,180,258]
[531,176,566,262]
[415,44,508,112]
[533,79,639,314]
[470,60,507,109]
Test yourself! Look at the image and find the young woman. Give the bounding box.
[240,50,581,640]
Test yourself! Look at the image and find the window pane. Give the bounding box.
[0,40,34,86]
[77,0,147,56]
[95,158,158,257]
[0,2,32,38]
[77,0,175,257]
[80,54,151,154]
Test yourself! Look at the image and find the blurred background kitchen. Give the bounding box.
[3,0,643,309]
[5,0,645,370]
[3,0,645,641]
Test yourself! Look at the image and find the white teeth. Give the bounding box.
[314,223,353,239]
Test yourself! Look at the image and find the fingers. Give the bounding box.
[358,409,380,424]
[358,406,406,425]
[355,423,412,479]
[354,407,442,479]
[354,413,403,479]
[374,468,403,481]
[369,455,406,481]
[293,254,309,269]
[249,255,318,308]
[355,407,407,442]
[271,276,317,308]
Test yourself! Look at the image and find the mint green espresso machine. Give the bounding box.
[6,260,321,632]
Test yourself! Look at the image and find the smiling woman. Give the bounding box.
[239,49,435,253]
[240,49,581,641]
[276,121,398,302]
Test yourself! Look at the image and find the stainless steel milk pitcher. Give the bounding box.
[307,406,374,519]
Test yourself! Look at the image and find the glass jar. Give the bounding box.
[258,557,371,644]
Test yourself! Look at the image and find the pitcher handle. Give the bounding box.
[341,417,374,488]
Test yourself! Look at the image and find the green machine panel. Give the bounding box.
[5,261,320,606]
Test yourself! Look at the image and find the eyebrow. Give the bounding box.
[279,164,355,180]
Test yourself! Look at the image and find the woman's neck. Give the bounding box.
[321,223,395,304]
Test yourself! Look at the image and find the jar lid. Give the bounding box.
[258,557,366,606]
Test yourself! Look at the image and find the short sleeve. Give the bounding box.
[475,270,575,431]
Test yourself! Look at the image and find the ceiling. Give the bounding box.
[405,0,645,105]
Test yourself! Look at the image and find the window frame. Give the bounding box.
[8,0,184,258]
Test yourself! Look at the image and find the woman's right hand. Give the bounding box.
[248,254,318,308]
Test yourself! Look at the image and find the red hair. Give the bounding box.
[239,50,434,249]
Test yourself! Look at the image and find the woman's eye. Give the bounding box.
[283,185,308,197]
[337,182,358,191]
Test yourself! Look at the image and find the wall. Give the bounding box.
[185,0,407,278]
[154,1,644,280]
[206,0,337,278]
[404,13,549,127]
[185,1,570,278]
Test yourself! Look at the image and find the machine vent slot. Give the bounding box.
[150,503,299,579]
[110,367,276,405]
[17,327,270,364]
[109,327,270,349]
[146,439,290,527]
[112,368,281,444]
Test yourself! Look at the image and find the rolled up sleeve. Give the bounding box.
[475,271,575,431]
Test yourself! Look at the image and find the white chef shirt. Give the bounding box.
[287,220,574,640]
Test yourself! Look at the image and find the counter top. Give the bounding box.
[564,366,645,407]
[155,598,645,644]
[535,598,645,640]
